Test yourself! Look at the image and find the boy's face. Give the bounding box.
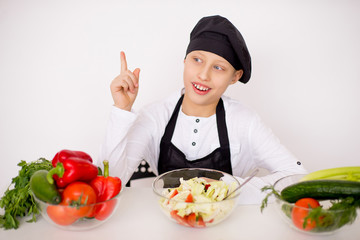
[183,50,243,115]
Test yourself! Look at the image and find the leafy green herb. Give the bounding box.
[260,185,281,212]
[0,158,52,229]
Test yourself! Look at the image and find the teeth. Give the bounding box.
[193,83,209,91]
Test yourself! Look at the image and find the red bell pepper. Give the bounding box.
[52,149,93,165]
[90,160,122,220]
[47,150,98,188]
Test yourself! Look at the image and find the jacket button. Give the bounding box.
[192,142,196,146]
[194,129,198,133]
[196,119,200,123]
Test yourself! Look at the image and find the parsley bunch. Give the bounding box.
[0,158,52,229]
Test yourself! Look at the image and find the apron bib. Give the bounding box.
[157,95,232,175]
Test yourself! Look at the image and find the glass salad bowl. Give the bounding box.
[273,174,360,235]
[33,187,124,231]
[152,168,241,228]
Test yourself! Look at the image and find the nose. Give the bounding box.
[197,65,211,81]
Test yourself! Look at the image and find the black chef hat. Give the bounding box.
[186,15,252,83]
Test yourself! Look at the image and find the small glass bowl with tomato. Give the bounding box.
[152,168,241,228]
[273,174,359,235]
[33,181,124,231]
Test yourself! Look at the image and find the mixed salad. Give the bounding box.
[160,177,238,227]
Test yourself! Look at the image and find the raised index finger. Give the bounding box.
[120,51,128,72]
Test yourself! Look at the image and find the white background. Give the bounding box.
[1,0,359,193]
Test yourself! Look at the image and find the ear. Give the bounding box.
[230,70,244,84]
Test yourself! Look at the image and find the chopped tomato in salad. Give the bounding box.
[160,177,237,227]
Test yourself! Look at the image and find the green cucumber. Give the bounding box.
[30,169,61,204]
[281,179,360,203]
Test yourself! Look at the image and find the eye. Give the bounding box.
[214,65,224,71]
[193,57,202,63]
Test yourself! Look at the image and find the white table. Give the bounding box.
[1,187,360,240]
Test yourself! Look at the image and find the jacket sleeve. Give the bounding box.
[98,106,139,183]
[235,113,307,205]
[99,105,162,184]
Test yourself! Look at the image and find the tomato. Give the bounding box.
[186,213,206,228]
[169,189,178,199]
[197,216,206,227]
[46,182,97,225]
[47,203,78,226]
[185,193,193,203]
[291,198,320,231]
[170,210,189,226]
[187,213,196,227]
[170,211,206,228]
[62,182,97,218]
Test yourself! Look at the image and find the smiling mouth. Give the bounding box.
[192,83,210,92]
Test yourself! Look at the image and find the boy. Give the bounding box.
[101,15,306,204]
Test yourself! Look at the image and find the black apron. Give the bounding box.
[157,95,232,175]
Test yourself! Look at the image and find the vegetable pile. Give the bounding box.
[0,158,52,229]
[0,150,122,230]
[261,166,360,233]
[160,177,237,228]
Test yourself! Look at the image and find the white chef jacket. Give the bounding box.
[99,89,307,204]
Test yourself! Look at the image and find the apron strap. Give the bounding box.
[161,95,184,143]
[216,98,230,150]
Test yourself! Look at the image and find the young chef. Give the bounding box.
[100,15,307,204]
